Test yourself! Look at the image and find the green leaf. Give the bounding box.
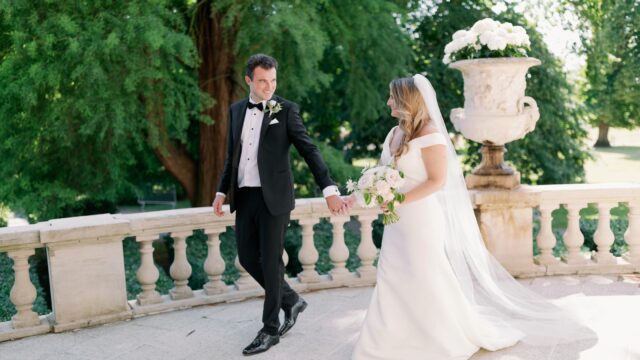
[364,192,372,205]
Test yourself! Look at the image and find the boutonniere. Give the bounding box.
[266,99,282,117]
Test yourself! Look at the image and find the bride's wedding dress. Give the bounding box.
[352,129,522,360]
[351,74,592,360]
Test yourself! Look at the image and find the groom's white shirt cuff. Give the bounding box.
[217,186,339,199]
[322,185,340,198]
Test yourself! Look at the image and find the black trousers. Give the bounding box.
[235,187,299,335]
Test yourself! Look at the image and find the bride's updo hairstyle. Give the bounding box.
[389,77,431,160]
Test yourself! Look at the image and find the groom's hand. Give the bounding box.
[326,195,348,216]
[212,194,225,217]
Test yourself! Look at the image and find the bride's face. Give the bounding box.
[387,94,400,119]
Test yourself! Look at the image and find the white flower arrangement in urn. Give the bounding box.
[443,18,531,65]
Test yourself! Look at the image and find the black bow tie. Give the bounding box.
[247,102,264,111]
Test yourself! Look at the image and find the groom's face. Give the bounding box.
[246,66,277,102]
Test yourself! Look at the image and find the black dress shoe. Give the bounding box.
[278,298,308,336]
[242,330,280,356]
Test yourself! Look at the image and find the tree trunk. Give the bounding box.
[594,122,611,147]
[148,2,240,207]
[194,1,239,207]
[144,86,198,203]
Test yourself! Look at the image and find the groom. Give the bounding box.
[212,54,348,356]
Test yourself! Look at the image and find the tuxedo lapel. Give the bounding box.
[258,111,271,146]
[231,99,249,169]
[233,99,249,143]
[258,96,280,145]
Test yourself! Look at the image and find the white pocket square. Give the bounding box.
[268,119,279,125]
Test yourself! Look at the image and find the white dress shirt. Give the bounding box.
[237,98,265,188]
[217,96,340,199]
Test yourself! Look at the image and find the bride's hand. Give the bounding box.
[380,200,399,214]
[380,201,391,214]
[344,194,357,209]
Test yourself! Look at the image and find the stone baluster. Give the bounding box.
[624,200,640,265]
[297,218,320,283]
[562,203,589,265]
[169,231,194,300]
[535,204,560,265]
[234,255,260,290]
[329,216,351,282]
[203,227,227,296]
[593,202,617,264]
[356,215,378,281]
[8,249,41,328]
[136,234,162,305]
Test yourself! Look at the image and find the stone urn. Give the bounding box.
[449,57,541,189]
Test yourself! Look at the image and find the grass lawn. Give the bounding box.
[585,127,640,184]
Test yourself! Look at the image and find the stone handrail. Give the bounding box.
[1,183,638,342]
[472,183,640,276]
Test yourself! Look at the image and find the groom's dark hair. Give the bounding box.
[246,54,278,79]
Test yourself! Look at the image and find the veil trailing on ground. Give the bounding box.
[412,73,593,345]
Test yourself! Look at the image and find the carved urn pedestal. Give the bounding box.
[449,57,541,189]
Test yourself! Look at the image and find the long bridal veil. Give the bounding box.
[412,73,594,345]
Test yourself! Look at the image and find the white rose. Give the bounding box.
[444,41,455,55]
[358,173,374,189]
[452,30,468,40]
[479,31,496,46]
[505,33,520,46]
[500,22,514,33]
[373,166,387,177]
[493,27,507,38]
[506,31,529,47]
[462,32,479,47]
[513,26,529,42]
[375,180,391,196]
[487,36,507,51]
[513,26,527,36]
[471,18,499,34]
[268,100,277,107]
[384,169,402,188]
[382,190,395,202]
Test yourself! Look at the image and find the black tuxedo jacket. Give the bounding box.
[217,95,336,216]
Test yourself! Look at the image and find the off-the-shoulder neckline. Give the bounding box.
[408,132,443,143]
[390,126,442,144]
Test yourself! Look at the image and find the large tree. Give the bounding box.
[190,0,414,204]
[407,0,590,184]
[0,1,209,220]
[0,1,415,220]
[566,0,640,147]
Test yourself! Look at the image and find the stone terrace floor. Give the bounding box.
[1,275,639,360]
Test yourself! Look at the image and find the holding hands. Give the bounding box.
[326,195,352,216]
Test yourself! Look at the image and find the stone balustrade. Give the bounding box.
[472,183,640,277]
[0,183,638,342]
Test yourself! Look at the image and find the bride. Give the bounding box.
[349,74,592,359]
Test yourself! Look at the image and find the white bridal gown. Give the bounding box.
[352,128,524,360]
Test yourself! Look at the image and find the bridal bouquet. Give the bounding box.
[443,18,531,65]
[346,165,406,225]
